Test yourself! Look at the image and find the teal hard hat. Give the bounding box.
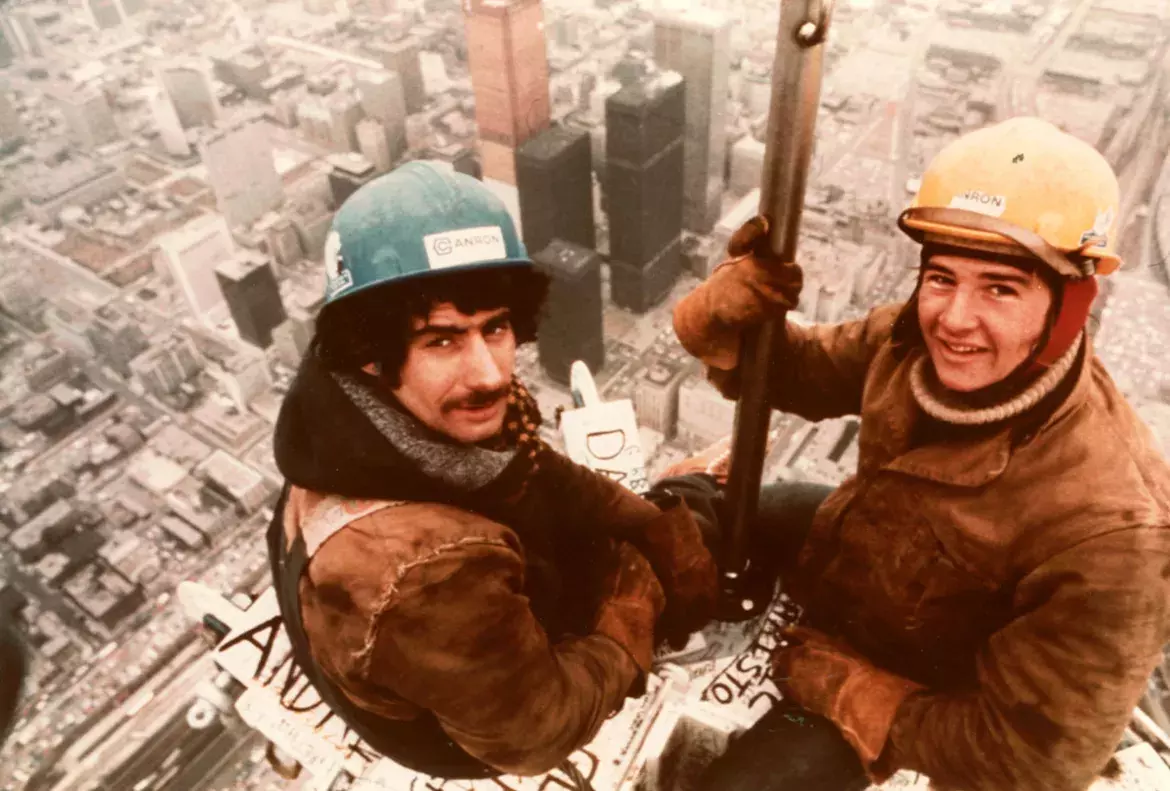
[321,161,531,305]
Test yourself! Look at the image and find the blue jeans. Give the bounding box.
[698,480,870,791]
[698,702,870,791]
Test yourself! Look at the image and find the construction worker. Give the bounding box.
[669,117,1170,791]
[268,161,717,779]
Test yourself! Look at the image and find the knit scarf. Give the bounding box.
[910,332,1083,427]
[331,372,549,492]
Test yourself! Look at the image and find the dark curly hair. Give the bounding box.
[313,265,549,387]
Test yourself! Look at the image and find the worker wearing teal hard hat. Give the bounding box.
[267,161,717,778]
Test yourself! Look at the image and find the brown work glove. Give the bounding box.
[593,541,666,678]
[773,626,923,771]
[634,500,719,650]
[673,216,803,370]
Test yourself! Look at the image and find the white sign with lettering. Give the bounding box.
[212,588,384,778]
[559,399,650,494]
[200,584,681,790]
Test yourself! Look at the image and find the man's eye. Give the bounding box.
[989,285,1018,298]
[925,274,953,287]
[485,320,511,335]
[426,337,453,349]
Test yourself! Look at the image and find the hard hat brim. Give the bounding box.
[325,258,536,306]
[898,208,1120,277]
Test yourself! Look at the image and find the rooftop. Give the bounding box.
[24,157,119,204]
[214,250,270,281]
[325,151,375,177]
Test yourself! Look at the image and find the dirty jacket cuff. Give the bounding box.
[830,667,924,779]
[634,501,718,600]
[593,598,658,677]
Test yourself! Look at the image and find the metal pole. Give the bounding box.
[720,0,835,618]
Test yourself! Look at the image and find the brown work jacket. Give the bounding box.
[280,447,712,777]
[709,303,1170,791]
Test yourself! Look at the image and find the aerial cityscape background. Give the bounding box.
[1,0,1169,788]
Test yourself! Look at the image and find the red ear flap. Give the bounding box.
[1034,277,1098,369]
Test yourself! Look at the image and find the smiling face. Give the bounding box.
[390,303,516,444]
[917,253,1054,392]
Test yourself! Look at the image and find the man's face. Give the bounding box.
[917,253,1053,392]
[391,303,516,444]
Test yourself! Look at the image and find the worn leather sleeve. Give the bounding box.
[529,449,662,535]
[877,527,1170,791]
[704,303,901,422]
[365,534,648,776]
[531,452,718,636]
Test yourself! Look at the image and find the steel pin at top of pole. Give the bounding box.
[796,0,835,46]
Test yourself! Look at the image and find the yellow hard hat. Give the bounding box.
[898,117,1122,277]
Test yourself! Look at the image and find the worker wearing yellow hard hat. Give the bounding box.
[898,116,1121,376]
[665,117,1170,791]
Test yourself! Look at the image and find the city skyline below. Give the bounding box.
[1,0,1170,789]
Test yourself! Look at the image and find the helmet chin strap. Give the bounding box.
[1031,277,1098,371]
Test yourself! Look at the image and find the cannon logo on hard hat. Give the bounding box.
[424,226,507,270]
[323,231,352,296]
[948,190,1007,218]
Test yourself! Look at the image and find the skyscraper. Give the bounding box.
[464,0,550,185]
[355,69,407,162]
[356,118,393,172]
[147,86,189,158]
[255,213,303,267]
[0,22,14,68]
[327,93,364,152]
[157,214,236,323]
[533,240,604,385]
[130,335,204,398]
[634,358,690,440]
[0,85,24,147]
[56,85,119,150]
[215,252,287,348]
[605,71,685,313]
[326,153,377,207]
[157,61,220,129]
[272,309,314,369]
[729,135,765,196]
[428,143,481,179]
[208,349,272,411]
[5,10,45,58]
[88,303,149,378]
[198,116,284,228]
[44,297,95,357]
[82,0,124,29]
[296,94,363,152]
[370,36,425,115]
[515,125,594,256]
[653,8,731,232]
[212,48,272,101]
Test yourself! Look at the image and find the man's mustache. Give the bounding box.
[443,388,509,412]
